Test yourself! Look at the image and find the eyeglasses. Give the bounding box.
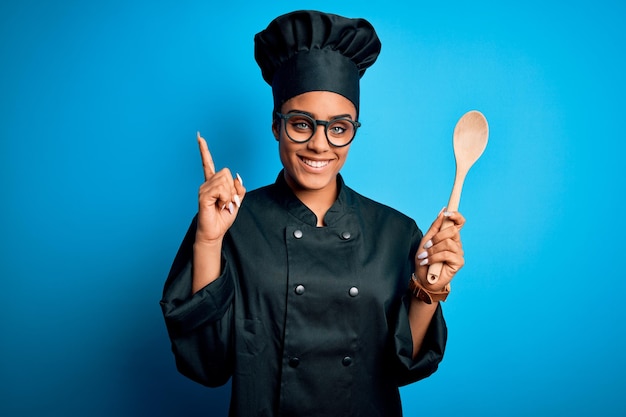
[276,112,361,147]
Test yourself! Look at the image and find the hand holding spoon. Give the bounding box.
[427,110,489,284]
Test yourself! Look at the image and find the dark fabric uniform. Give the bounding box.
[161,173,447,416]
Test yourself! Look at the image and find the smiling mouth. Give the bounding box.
[301,157,330,169]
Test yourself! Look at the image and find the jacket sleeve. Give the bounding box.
[390,222,448,386]
[392,297,447,386]
[159,216,236,387]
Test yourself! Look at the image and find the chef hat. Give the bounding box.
[254,10,381,114]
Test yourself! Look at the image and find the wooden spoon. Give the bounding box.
[427,110,489,284]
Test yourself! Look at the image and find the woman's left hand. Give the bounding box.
[415,210,466,290]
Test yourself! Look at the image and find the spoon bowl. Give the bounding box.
[453,110,489,182]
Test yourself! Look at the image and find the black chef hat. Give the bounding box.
[254,10,381,114]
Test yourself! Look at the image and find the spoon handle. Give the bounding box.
[425,218,455,284]
[426,171,466,284]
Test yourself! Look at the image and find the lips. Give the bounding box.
[301,157,330,168]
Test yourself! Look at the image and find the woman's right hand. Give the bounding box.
[195,132,246,245]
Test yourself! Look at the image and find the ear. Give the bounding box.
[272,120,280,141]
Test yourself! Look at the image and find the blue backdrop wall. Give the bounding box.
[2,1,625,416]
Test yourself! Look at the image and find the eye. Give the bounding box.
[329,126,346,135]
[328,120,352,136]
[288,116,313,132]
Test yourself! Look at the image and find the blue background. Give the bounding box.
[2,1,625,416]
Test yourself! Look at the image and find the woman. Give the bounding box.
[161,10,465,416]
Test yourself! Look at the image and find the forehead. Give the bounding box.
[281,91,356,118]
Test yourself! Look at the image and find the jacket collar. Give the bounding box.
[272,170,353,227]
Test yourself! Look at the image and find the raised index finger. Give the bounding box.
[197,131,216,180]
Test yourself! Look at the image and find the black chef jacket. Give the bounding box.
[161,173,447,417]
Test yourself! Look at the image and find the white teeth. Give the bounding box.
[302,158,329,168]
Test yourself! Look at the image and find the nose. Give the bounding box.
[307,124,330,152]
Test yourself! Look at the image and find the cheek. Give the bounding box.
[278,141,287,163]
[336,147,350,165]
[278,138,297,165]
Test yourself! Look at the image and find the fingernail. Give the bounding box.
[236,172,243,186]
[228,202,234,214]
[221,203,227,211]
[424,240,433,249]
[417,251,428,260]
[233,194,241,208]
[419,258,429,266]
[443,211,453,217]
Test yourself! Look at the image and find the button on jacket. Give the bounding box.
[161,173,447,417]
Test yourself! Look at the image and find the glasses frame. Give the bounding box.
[275,112,361,147]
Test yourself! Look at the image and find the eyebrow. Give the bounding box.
[286,110,355,120]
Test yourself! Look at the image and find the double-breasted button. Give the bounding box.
[341,231,351,240]
[342,356,353,367]
[348,286,359,297]
[293,229,303,239]
[289,357,300,368]
[294,284,305,295]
